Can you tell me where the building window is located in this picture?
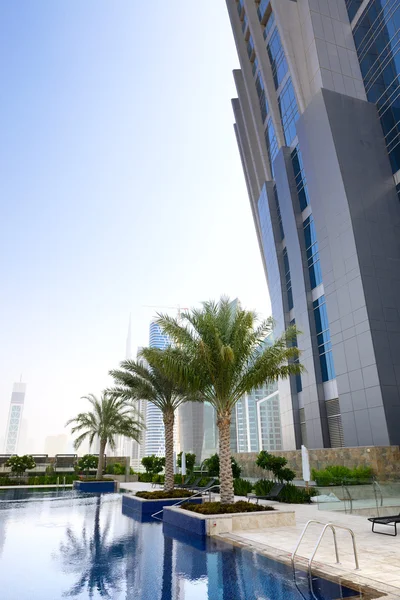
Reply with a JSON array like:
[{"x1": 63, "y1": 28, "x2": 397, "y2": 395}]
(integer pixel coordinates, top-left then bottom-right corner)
[
  {"x1": 274, "y1": 184, "x2": 284, "y2": 240},
  {"x1": 291, "y1": 146, "x2": 310, "y2": 211},
  {"x1": 263, "y1": 11, "x2": 275, "y2": 41},
  {"x1": 345, "y1": 0, "x2": 364, "y2": 22},
  {"x1": 283, "y1": 247, "x2": 293, "y2": 311},
  {"x1": 290, "y1": 318, "x2": 302, "y2": 393},
  {"x1": 267, "y1": 27, "x2": 288, "y2": 90},
  {"x1": 303, "y1": 215, "x2": 322, "y2": 289},
  {"x1": 299, "y1": 407, "x2": 307, "y2": 447},
  {"x1": 278, "y1": 78, "x2": 299, "y2": 146},
  {"x1": 265, "y1": 118, "x2": 278, "y2": 174},
  {"x1": 326, "y1": 398, "x2": 344, "y2": 448},
  {"x1": 352, "y1": 1, "x2": 400, "y2": 173},
  {"x1": 313, "y1": 296, "x2": 336, "y2": 382},
  {"x1": 255, "y1": 72, "x2": 269, "y2": 123}
]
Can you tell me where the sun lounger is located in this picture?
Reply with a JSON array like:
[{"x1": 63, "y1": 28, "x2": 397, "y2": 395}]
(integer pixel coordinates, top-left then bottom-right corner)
[
  {"x1": 248, "y1": 482, "x2": 284, "y2": 503},
  {"x1": 368, "y1": 513, "x2": 400, "y2": 536}
]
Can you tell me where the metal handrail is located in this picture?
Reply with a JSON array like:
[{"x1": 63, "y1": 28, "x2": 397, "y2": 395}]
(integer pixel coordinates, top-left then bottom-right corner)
[
  {"x1": 342, "y1": 484, "x2": 353, "y2": 514},
  {"x1": 292, "y1": 520, "x2": 359, "y2": 599},
  {"x1": 308, "y1": 523, "x2": 359, "y2": 577},
  {"x1": 372, "y1": 480, "x2": 384, "y2": 509},
  {"x1": 150, "y1": 484, "x2": 220, "y2": 520},
  {"x1": 291, "y1": 520, "x2": 338, "y2": 569}
]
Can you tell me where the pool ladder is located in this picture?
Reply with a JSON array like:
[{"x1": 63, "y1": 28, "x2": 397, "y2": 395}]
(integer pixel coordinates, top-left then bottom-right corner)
[
  {"x1": 291, "y1": 520, "x2": 360, "y2": 600},
  {"x1": 150, "y1": 484, "x2": 221, "y2": 521}
]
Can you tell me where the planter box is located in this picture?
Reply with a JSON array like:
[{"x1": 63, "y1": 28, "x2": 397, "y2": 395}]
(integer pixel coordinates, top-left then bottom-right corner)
[
  {"x1": 163, "y1": 506, "x2": 295, "y2": 538},
  {"x1": 73, "y1": 480, "x2": 118, "y2": 493},
  {"x1": 122, "y1": 494, "x2": 203, "y2": 517}
]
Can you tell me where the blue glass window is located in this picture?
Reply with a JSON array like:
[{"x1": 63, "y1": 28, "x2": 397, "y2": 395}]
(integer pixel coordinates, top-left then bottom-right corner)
[
  {"x1": 283, "y1": 247, "x2": 293, "y2": 311},
  {"x1": 352, "y1": 0, "x2": 400, "y2": 173},
  {"x1": 258, "y1": 0, "x2": 271, "y2": 23},
  {"x1": 303, "y1": 215, "x2": 322, "y2": 289},
  {"x1": 263, "y1": 12, "x2": 275, "y2": 40},
  {"x1": 255, "y1": 72, "x2": 269, "y2": 123},
  {"x1": 345, "y1": 0, "x2": 364, "y2": 22},
  {"x1": 290, "y1": 318, "x2": 302, "y2": 393},
  {"x1": 247, "y1": 36, "x2": 255, "y2": 61},
  {"x1": 313, "y1": 296, "x2": 336, "y2": 382},
  {"x1": 274, "y1": 184, "x2": 284, "y2": 240},
  {"x1": 265, "y1": 119, "x2": 278, "y2": 175},
  {"x1": 267, "y1": 27, "x2": 288, "y2": 89},
  {"x1": 291, "y1": 146, "x2": 310, "y2": 211},
  {"x1": 278, "y1": 78, "x2": 299, "y2": 146}
]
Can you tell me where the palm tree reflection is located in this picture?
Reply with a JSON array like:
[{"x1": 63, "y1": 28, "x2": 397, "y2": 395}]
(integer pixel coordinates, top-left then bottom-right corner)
[{"x1": 57, "y1": 496, "x2": 136, "y2": 598}]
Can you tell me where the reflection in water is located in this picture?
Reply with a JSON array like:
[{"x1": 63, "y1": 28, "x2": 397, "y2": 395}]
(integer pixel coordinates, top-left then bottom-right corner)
[
  {"x1": 0, "y1": 491, "x2": 360, "y2": 600},
  {"x1": 57, "y1": 496, "x2": 136, "y2": 598}
]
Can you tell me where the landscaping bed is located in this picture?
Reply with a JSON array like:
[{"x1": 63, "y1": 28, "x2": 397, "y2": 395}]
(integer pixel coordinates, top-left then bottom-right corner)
[
  {"x1": 181, "y1": 500, "x2": 274, "y2": 515},
  {"x1": 135, "y1": 489, "x2": 194, "y2": 500}
]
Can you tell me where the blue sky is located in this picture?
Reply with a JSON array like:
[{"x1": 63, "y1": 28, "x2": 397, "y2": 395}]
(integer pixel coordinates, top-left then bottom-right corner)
[{"x1": 0, "y1": 1, "x2": 270, "y2": 450}]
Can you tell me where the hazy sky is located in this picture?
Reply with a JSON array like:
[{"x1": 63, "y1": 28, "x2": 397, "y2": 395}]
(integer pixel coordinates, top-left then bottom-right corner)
[{"x1": 0, "y1": 1, "x2": 270, "y2": 451}]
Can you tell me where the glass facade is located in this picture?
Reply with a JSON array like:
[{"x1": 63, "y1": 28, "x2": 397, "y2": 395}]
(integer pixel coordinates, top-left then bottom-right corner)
[
  {"x1": 290, "y1": 318, "x2": 302, "y2": 393},
  {"x1": 313, "y1": 295, "x2": 336, "y2": 382},
  {"x1": 263, "y1": 12, "x2": 275, "y2": 40},
  {"x1": 255, "y1": 71, "x2": 269, "y2": 123},
  {"x1": 291, "y1": 146, "x2": 310, "y2": 211},
  {"x1": 265, "y1": 118, "x2": 278, "y2": 172},
  {"x1": 345, "y1": 0, "x2": 364, "y2": 21},
  {"x1": 258, "y1": 392, "x2": 282, "y2": 451},
  {"x1": 351, "y1": 0, "x2": 400, "y2": 173},
  {"x1": 303, "y1": 215, "x2": 323, "y2": 289},
  {"x1": 274, "y1": 184, "x2": 284, "y2": 240},
  {"x1": 267, "y1": 26, "x2": 288, "y2": 89},
  {"x1": 283, "y1": 247, "x2": 293, "y2": 311},
  {"x1": 278, "y1": 78, "x2": 299, "y2": 146}
]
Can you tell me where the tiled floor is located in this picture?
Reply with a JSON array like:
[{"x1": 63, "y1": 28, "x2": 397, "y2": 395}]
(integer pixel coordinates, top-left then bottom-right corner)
[{"x1": 222, "y1": 501, "x2": 400, "y2": 599}]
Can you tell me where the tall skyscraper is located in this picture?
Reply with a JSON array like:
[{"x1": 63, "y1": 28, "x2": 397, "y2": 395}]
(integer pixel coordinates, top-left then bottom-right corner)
[
  {"x1": 226, "y1": 0, "x2": 400, "y2": 450},
  {"x1": 4, "y1": 382, "x2": 26, "y2": 453},
  {"x1": 144, "y1": 322, "x2": 171, "y2": 456}
]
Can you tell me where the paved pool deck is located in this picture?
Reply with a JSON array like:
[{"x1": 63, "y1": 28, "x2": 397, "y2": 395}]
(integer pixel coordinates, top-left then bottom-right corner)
[{"x1": 222, "y1": 500, "x2": 400, "y2": 599}]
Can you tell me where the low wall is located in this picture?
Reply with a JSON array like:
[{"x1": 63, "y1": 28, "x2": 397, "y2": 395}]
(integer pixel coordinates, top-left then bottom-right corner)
[
  {"x1": 122, "y1": 494, "x2": 202, "y2": 516},
  {"x1": 163, "y1": 506, "x2": 295, "y2": 537},
  {"x1": 234, "y1": 446, "x2": 400, "y2": 481}
]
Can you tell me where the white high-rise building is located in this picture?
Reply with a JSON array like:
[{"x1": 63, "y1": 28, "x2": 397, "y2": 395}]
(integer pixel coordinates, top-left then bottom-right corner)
[
  {"x1": 144, "y1": 322, "x2": 170, "y2": 457},
  {"x1": 4, "y1": 382, "x2": 26, "y2": 454}
]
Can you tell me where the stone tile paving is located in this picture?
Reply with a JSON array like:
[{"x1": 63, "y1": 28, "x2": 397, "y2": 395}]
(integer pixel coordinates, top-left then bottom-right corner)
[{"x1": 222, "y1": 501, "x2": 400, "y2": 599}]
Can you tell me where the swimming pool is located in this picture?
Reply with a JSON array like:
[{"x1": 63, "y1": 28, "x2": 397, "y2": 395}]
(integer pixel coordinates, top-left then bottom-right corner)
[{"x1": 0, "y1": 489, "x2": 362, "y2": 599}]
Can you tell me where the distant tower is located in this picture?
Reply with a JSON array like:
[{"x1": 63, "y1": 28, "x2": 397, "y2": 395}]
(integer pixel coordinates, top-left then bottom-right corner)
[
  {"x1": 145, "y1": 322, "x2": 170, "y2": 456},
  {"x1": 4, "y1": 382, "x2": 26, "y2": 454}
]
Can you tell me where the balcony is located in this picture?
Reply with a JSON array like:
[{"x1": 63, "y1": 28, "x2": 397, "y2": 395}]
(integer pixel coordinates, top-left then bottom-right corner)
[
  {"x1": 242, "y1": 14, "x2": 250, "y2": 40},
  {"x1": 257, "y1": 0, "x2": 271, "y2": 25},
  {"x1": 247, "y1": 37, "x2": 255, "y2": 62}
]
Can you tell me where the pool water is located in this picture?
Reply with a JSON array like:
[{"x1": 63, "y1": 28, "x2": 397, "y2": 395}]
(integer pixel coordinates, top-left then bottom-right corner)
[{"x1": 0, "y1": 489, "x2": 361, "y2": 600}]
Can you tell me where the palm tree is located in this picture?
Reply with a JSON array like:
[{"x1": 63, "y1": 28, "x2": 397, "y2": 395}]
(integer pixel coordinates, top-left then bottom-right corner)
[
  {"x1": 150, "y1": 297, "x2": 303, "y2": 504},
  {"x1": 109, "y1": 349, "x2": 195, "y2": 493},
  {"x1": 66, "y1": 392, "x2": 143, "y2": 480}
]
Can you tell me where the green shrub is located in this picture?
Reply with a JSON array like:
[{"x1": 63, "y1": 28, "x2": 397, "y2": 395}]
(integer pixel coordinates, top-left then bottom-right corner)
[
  {"x1": 76, "y1": 455, "x2": 98, "y2": 474},
  {"x1": 233, "y1": 478, "x2": 254, "y2": 496},
  {"x1": 205, "y1": 454, "x2": 241, "y2": 479},
  {"x1": 6, "y1": 455, "x2": 36, "y2": 476},
  {"x1": 312, "y1": 465, "x2": 374, "y2": 486},
  {"x1": 177, "y1": 452, "x2": 196, "y2": 473},
  {"x1": 138, "y1": 473, "x2": 153, "y2": 483},
  {"x1": 136, "y1": 489, "x2": 193, "y2": 500},
  {"x1": 152, "y1": 474, "x2": 165, "y2": 484},
  {"x1": 254, "y1": 479, "x2": 315, "y2": 504},
  {"x1": 181, "y1": 500, "x2": 274, "y2": 515},
  {"x1": 254, "y1": 479, "x2": 275, "y2": 496},
  {"x1": 141, "y1": 455, "x2": 165, "y2": 475},
  {"x1": 256, "y1": 451, "x2": 296, "y2": 482}
]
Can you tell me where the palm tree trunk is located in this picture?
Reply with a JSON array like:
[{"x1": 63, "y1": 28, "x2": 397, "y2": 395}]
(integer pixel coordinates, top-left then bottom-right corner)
[
  {"x1": 217, "y1": 410, "x2": 234, "y2": 504},
  {"x1": 163, "y1": 410, "x2": 175, "y2": 493},
  {"x1": 96, "y1": 438, "x2": 106, "y2": 480}
]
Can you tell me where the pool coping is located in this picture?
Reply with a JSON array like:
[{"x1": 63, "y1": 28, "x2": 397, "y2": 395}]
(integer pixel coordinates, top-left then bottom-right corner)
[{"x1": 220, "y1": 531, "x2": 400, "y2": 600}]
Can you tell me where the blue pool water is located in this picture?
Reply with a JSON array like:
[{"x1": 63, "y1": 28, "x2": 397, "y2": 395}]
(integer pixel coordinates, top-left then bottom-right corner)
[{"x1": 0, "y1": 489, "x2": 361, "y2": 600}]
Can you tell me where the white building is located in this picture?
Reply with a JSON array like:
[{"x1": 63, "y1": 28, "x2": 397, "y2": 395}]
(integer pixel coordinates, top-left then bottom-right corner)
[{"x1": 4, "y1": 382, "x2": 26, "y2": 454}]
